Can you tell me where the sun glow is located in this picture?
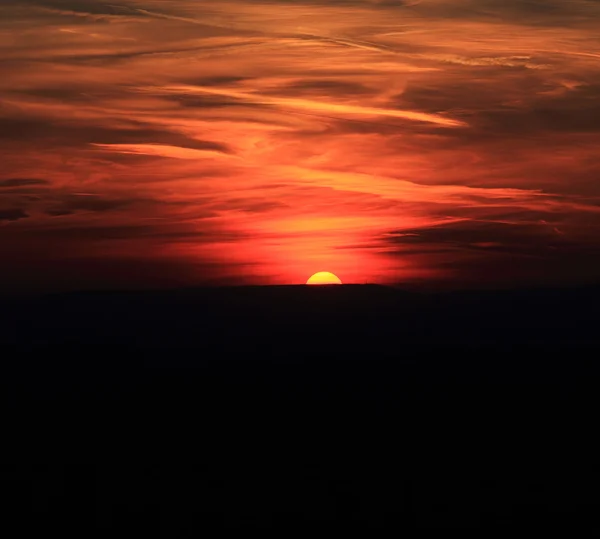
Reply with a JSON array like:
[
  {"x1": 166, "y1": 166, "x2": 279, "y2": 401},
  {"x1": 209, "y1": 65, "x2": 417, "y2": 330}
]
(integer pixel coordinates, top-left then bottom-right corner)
[{"x1": 306, "y1": 272, "x2": 343, "y2": 285}]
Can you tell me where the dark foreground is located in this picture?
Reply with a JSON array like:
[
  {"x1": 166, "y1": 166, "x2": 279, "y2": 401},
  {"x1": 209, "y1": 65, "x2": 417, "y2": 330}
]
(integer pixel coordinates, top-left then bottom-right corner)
[{"x1": 2, "y1": 285, "x2": 600, "y2": 532}]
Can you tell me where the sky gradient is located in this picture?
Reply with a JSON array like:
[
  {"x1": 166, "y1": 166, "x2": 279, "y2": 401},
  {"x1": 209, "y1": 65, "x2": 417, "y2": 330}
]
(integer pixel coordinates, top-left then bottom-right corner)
[{"x1": 2, "y1": 0, "x2": 600, "y2": 292}]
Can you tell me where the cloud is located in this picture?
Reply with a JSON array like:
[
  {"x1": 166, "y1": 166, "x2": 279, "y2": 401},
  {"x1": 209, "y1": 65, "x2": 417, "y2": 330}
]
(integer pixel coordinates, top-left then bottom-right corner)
[
  {"x1": 0, "y1": 178, "x2": 48, "y2": 188},
  {"x1": 43, "y1": 194, "x2": 153, "y2": 216},
  {"x1": 20, "y1": 0, "x2": 147, "y2": 22},
  {"x1": 90, "y1": 143, "x2": 235, "y2": 160},
  {"x1": 386, "y1": 219, "x2": 561, "y2": 252},
  {"x1": 156, "y1": 84, "x2": 468, "y2": 127},
  {"x1": 0, "y1": 116, "x2": 232, "y2": 152},
  {"x1": 0, "y1": 209, "x2": 29, "y2": 222}
]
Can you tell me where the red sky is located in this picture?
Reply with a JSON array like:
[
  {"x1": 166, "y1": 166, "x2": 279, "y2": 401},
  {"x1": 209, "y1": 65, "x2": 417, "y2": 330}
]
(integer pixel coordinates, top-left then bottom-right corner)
[{"x1": 2, "y1": 0, "x2": 600, "y2": 292}]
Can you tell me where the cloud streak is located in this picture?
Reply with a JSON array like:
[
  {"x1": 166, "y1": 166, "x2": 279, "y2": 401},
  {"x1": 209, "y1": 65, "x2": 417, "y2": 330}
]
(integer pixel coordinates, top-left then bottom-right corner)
[{"x1": 156, "y1": 84, "x2": 467, "y2": 127}]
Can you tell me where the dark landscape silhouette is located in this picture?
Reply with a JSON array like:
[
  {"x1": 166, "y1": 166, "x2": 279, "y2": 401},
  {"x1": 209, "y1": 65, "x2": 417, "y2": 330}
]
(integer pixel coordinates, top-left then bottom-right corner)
[{"x1": 3, "y1": 284, "x2": 600, "y2": 532}]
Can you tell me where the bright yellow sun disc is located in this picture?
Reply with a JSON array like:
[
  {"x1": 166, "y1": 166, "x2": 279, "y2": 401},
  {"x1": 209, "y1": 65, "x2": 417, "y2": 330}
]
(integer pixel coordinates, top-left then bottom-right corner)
[{"x1": 306, "y1": 272, "x2": 343, "y2": 285}]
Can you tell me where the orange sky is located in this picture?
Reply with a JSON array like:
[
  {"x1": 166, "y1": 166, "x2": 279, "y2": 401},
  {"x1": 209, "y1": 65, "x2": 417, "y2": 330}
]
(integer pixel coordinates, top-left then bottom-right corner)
[{"x1": 2, "y1": 0, "x2": 600, "y2": 292}]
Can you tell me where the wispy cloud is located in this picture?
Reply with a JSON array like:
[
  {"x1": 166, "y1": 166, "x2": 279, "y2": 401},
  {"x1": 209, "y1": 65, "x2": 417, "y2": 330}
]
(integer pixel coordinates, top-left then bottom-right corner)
[
  {"x1": 90, "y1": 143, "x2": 236, "y2": 160},
  {"x1": 155, "y1": 84, "x2": 467, "y2": 127}
]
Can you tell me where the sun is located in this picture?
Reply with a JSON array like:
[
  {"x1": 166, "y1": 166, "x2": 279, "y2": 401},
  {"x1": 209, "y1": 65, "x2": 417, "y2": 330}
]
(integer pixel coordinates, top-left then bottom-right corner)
[{"x1": 306, "y1": 271, "x2": 343, "y2": 285}]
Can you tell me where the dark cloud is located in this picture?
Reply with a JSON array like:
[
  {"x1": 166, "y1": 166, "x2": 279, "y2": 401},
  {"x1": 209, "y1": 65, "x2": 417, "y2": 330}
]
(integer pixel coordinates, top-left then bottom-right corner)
[
  {"x1": 396, "y1": 72, "x2": 600, "y2": 138},
  {"x1": 15, "y1": 222, "x2": 246, "y2": 243},
  {"x1": 166, "y1": 93, "x2": 261, "y2": 111},
  {"x1": 16, "y1": 87, "x2": 104, "y2": 102},
  {"x1": 275, "y1": 79, "x2": 374, "y2": 97},
  {"x1": 412, "y1": 0, "x2": 600, "y2": 26},
  {"x1": 185, "y1": 76, "x2": 251, "y2": 87},
  {"x1": 479, "y1": 100, "x2": 600, "y2": 136},
  {"x1": 93, "y1": 129, "x2": 232, "y2": 154},
  {"x1": 34, "y1": 223, "x2": 199, "y2": 241},
  {"x1": 0, "y1": 116, "x2": 232, "y2": 154},
  {"x1": 384, "y1": 216, "x2": 600, "y2": 261},
  {"x1": 210, "y1": 198, "x2": 289, "y2": 214},
  {"x1": 48, "y1": 195, "x2": 143, "y2": 215},
  {"x1": 19, "y1": 0, "x2": 143, "y2": 18},
  {"x1": 0, "y1": 209, "x2": 29, "y2": 222},
  {"x1": 378, "y1": 215, "x2": 600, "y2": 287},
  {"x1": 0, "y1": 178, "x2": 48, "y2": 188},
  {"x1": 46, "y1": 209, "x2": 74, "y2": 217},
  {"x1": 387, "y1": 220, "x2": 556, "y2": 250}
]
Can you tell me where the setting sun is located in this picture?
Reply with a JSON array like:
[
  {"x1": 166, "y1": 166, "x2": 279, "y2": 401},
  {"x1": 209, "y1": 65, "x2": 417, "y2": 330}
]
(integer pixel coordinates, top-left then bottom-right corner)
[{"x1": 306, "y1": 272, "x2": 343, "y2": 285}]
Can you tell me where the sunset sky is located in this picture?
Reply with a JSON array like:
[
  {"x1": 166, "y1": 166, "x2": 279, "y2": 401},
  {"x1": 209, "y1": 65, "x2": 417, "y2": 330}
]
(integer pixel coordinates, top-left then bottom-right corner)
[{"x1": 2, "y1": 0, "x2": 600, "y2": 292}]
